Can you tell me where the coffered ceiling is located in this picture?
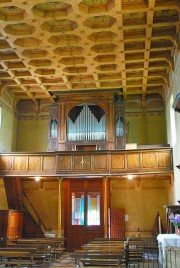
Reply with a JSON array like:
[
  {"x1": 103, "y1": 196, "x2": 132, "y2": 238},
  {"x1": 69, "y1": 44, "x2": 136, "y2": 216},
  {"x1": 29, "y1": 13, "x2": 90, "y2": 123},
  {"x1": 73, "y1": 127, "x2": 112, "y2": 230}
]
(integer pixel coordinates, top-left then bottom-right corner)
[{"x1": 0, "y1": 0, "x2": 179, "y2": 109}]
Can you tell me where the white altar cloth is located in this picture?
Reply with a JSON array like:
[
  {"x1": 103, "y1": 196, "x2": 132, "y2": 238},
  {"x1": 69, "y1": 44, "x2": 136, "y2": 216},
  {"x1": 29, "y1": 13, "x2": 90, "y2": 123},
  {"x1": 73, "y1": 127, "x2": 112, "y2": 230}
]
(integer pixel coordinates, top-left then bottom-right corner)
[
  {"x1": 157, "y1": 234, "x2": 180, "y2": 267},
  {"x1": 157, "y1": 234, "x2": 180, "y2": 248}
]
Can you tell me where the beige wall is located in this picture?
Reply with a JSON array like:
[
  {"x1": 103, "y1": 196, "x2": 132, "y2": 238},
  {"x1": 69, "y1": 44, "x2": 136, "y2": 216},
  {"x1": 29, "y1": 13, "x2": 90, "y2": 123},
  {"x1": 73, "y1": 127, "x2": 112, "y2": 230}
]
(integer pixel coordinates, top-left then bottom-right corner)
[
  {"x1": 126, "y1": 113, "x2": 167, "y2": 145},
  {"x1": 22, "y1": 177, "x2": 170, "y2": 238},
  {"x1": 0, "y1": 97, "x2": 17, "y2": 153},
  {"x1": 16, "y1": 112, "x2": 167, "y2": 152},
  {"x1": 17, "y1": 119, "x2": 49, "y2": 152},
  {"x1": 23, "y1": 180, "x2": 60, "y2": 234},
  {"x1": 110, "y1": 177, "x2": 170, "y2": 237}
]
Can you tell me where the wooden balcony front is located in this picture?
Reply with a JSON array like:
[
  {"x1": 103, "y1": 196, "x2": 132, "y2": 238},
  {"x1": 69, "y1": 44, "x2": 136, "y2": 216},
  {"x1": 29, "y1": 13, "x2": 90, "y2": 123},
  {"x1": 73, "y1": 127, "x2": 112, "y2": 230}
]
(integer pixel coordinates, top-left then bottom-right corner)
[{"x1": 0, "y1": 148, "x2": 173, "y2": 178}]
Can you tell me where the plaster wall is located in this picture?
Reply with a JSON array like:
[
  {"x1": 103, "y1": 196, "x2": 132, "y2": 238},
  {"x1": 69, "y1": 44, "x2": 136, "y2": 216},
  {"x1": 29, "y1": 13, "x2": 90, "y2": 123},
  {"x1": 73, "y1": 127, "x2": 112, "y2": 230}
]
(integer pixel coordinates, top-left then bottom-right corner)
[
  {"x1": 23, "y1": 180, "x2": 60, "y2": 235},
  {"x1": 17, "y1": 119, "x2": 49, "y2": 152},
  {"x1": 126, "y1": 113, "x2": 167, "y2": 145},
  {"x1": 0, "y1": 97, "x2": 17, "y2": 153},
  {"x1": 166, "y1": 52, "x2": 180, "y2": 203},
  {"x1": 110, "y1": 178, "x2": 170, "y2": 237}
]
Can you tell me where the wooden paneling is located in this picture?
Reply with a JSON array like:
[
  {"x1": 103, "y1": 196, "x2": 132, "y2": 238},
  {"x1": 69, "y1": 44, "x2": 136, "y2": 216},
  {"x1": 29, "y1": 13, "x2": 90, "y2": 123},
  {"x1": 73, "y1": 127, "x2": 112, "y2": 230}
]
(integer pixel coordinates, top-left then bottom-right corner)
[
  {"x1": 93, "y1": 154, "x2": 108, "y2": 170},
  {"x1": 0, "y1": 210, "x2": 23, "y2": 241},
  {"x1": 28, "y1": 156, "x2": 41, "y2": 170},
  {"x1": 4, "y1": 178, "x2": 23, "y2": 210},
  {"x1": 0, "y1": 156, "x2": 12, "y2": 170},
  {"x1": 157, "y1": 152, "x2": 172, "y2": 168},
  {"x1": 71, "y1": 227, "x2": 85, "y2": 251},
  {"x1": 111, "y1": 154, "x2": 125, "y2": 169},
  {"x1": 110, "y1": 208, "x2": 125, "y2": 238},
  {"x1": 142, "y1": 152, "x2": 156, "y2": 168},
  {"x1": 8, "y1": 211, "x2": 23, "y2": 239},
  {"x1": 65, "y1": 178, "x2": 104, "y2": 251},
  {"x1": 14, "y1": 156, "x2": 27, "y2": 170},
  {"x1": 57, "y1": 155, "x2": 72, "y2": 171},
  {"x1": 74, "y1": 155, "x2": 91, "y2": 170},
  {"x1": 127, "y1": 153, "x2": 140, "y2": 169},
  {"x1": 0, "y1": 0, "x2": 178, "y2": 109},
  {"x1": 0, "y1": 148, "x2": 173, "y2": 177},
  {"x1": 43, "y1": 156, "x2": 55, "y2": 171}
]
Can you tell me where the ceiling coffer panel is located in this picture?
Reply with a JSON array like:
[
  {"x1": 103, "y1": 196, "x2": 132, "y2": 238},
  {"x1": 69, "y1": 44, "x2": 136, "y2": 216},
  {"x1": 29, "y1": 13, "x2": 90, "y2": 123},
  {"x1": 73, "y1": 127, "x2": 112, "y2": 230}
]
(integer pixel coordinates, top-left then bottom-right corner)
[{"x1": 0, "y1": 0, "x2": 178, "y2": 107}]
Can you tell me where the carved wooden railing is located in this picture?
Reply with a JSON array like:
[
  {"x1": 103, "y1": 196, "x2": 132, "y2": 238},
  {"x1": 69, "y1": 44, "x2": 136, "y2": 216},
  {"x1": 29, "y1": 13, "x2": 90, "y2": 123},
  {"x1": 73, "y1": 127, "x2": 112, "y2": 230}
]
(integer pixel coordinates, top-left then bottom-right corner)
[{"x1": 0, "y1": 148, "x2": 173, "y2": 177}]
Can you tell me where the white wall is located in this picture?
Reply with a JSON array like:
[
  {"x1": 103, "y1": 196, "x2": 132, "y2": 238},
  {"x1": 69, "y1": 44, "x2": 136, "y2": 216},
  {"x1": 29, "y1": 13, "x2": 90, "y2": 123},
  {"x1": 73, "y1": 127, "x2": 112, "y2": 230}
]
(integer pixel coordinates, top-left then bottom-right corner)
[{"x1": 166, "y1": 52, "x2": 180, "y2": 203}]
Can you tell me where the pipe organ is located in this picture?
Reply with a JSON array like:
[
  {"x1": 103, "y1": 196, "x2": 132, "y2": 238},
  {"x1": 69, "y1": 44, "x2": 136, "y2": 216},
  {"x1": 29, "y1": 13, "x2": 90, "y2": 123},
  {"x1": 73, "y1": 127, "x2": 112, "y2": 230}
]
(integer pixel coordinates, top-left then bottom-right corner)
[
  {"x1": 115, "y1": 98, "x2": 125, "y2": 149},
  {"x1": 48, "y1": 103, "x2": 59, "y2": 151},
  {"x1": 67, "y1": 105, "x2": 106, "y2": 141},
  {"x1": 48, "y1": 92, "x2": 125, "y2": 151}
]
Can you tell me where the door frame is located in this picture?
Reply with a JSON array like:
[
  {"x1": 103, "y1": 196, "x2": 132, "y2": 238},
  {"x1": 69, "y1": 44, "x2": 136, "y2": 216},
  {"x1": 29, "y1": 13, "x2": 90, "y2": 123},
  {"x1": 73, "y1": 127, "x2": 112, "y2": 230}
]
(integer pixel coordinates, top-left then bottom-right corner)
[{"x1": 64, "y1": 177, "x2": 106, "y2": 251}]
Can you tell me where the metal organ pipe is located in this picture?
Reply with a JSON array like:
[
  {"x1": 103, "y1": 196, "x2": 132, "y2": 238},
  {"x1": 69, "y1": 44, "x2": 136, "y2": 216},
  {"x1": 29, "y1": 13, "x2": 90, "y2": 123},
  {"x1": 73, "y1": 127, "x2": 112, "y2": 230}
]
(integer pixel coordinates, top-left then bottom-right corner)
[{"x1": 67, "y1": 105, "x2": 106, "y2": 141}]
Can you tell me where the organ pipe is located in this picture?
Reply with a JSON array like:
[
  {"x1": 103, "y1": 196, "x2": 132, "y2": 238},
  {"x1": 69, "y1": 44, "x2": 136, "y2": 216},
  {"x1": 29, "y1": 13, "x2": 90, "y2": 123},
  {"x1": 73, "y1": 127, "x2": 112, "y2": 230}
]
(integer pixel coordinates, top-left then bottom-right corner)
[{"x1": 67, "y1": 105, "x2": 106, "y2": 141}]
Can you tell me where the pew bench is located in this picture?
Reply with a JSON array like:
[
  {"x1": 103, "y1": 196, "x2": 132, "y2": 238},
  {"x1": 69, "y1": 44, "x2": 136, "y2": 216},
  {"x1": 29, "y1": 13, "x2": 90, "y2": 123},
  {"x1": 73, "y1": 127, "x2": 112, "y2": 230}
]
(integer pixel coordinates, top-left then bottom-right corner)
[
  {"x1": 71, "y1": 238, "x2": 145, "y2": 267},
  {"x1": 69, "y1": 252, "x2": 122, "y2": 267},
  {"x1": 0, "y1": 250, "x2": 35, "y2": 267},
  {"x1": 12, "y1": 237, "x2": 65, "y2": 262},
  {"x1": 7, "y1": 244, "x2": 52, "y2": 266},
  {"x1": 11, "y1": 239, "x2": 65, "y2": 262},
  {"x1": 82, "y1": 242, "x2": 125, "y2": 249}
]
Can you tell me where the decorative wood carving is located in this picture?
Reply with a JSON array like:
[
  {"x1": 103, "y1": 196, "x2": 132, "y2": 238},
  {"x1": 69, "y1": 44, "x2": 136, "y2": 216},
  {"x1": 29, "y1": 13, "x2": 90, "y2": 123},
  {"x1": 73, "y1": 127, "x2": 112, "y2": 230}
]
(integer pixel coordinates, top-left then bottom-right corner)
[
  {"x1": 114, "y1": 97, "x2": 126, "y2": 149},
  {"x1": 48, "y1": 103, "x2": 59, "y2": 151}
]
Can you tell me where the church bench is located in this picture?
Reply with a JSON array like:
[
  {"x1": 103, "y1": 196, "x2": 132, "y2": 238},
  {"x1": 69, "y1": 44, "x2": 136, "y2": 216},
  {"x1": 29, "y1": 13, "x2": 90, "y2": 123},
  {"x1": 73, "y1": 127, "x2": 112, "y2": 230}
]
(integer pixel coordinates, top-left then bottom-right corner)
[
  {"x1": 12, "y1": 237, "x2": 65, "y2": 247},
  {"x1": 7, "y1": 243, "x2": 53, "y2": 265},
  {"x1": 11, "y1": 239, "x2": 65, "y2": 262},
  {"x1": 75, "y1": 249, "x2": 124, "y2": 254},
  {"x1": 0, "y1": 250, "x2": 38, "y2": 267},
  {"x1": 72, "y1": 238, "x2": 144, "y2": 267},
  {"x1": 69, "y1": 252, "x2": 122, "y2": 267}
]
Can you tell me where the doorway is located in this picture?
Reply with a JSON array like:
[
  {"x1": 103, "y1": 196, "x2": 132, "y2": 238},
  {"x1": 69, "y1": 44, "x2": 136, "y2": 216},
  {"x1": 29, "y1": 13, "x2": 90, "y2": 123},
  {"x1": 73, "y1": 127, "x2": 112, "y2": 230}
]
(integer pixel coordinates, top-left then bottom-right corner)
[{"x1": 64, "y1": 178, "x2": 104, "y2": 251}]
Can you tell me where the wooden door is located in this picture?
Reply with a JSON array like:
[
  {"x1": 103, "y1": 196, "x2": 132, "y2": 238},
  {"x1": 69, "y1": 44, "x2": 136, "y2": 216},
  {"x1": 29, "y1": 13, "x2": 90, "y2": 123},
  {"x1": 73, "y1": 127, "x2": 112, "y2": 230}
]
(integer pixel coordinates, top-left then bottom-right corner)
[
  {"x1": 64, "y1": 178, "x2": 104, "y2": 251},
  {"x1": 110, "y1": 208, "x2": 125, "y2": 238},
  {"x1": 8, "y1": 211, "x2": 23, "y2": 239}
]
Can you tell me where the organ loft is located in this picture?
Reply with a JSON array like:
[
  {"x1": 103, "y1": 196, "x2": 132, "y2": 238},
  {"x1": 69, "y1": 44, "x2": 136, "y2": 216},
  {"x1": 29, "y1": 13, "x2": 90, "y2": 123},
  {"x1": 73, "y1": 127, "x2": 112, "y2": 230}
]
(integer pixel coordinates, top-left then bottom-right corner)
[{"x1": 48, "y1": 92, "x2": 126, "y2": 152}]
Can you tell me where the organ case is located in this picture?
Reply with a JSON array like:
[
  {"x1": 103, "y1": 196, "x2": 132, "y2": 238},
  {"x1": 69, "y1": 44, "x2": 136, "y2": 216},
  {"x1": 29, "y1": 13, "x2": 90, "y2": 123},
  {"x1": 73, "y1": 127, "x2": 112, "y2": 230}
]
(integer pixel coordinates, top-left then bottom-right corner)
[{"x1": 51, "y1": 92, "x2": 126, "y2": 151}]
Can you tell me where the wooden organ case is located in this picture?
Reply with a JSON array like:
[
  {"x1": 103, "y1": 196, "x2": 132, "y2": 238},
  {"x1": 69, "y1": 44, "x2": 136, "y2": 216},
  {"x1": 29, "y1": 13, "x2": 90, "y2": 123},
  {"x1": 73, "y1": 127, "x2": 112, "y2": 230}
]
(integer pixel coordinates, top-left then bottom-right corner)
[
  {"x1": 114, "y1": 98, "x2": 126, "y2": 149},
  {"x1": 48, "y1": 92, "x2": 126, "y2": 151},
  {"x1": 48, "y1": 103, "x2": 59, "y2": 151}
]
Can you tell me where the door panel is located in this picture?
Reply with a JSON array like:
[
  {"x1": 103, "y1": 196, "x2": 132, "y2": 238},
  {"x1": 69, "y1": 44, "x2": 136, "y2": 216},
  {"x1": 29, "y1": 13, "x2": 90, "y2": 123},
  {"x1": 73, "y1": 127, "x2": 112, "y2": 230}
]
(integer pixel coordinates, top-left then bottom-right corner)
[
  {"x1": 64, "y1": 178, "x2": 104, "y2": 251},
  {"x1": 85, "y1": 226, "x2": 103, "y2": 243},
  {"x1": 110, "y1": 208, "x2": 125, "y2": 238},
  {"x1": 71, "y1": 226, "x2": 85, "y2": 250}
]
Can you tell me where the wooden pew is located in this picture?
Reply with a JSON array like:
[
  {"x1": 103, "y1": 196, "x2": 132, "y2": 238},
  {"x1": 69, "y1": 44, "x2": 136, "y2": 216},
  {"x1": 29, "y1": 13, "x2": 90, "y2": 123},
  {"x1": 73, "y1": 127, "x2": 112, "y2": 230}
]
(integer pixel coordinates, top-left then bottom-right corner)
[
  {"x1": 11, "y1": 238, "x2": 65, "y2": 262},
  {"x1": 73, "y1": 241, "x2": 124, "y2": 266},
  {"x1": 69, "y1": 252, "x2": 122, "y2": 267},
  {"x1": 0, "y1": 249, "x2": 36, "y2": 267},
  {"x1": 2, "y1": 246, "x2": 49, "y2": 267},
  {"x1": 71, "y1": 238, "x2": 144, "y2": 267}
]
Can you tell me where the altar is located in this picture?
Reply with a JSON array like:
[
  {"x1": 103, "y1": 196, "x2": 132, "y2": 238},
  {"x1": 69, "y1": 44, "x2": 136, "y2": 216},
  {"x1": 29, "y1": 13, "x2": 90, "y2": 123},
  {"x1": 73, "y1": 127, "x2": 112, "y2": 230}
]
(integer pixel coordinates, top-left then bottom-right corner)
[{"x1": 157, "y1": 234, "x2": 180, "y2": 267}]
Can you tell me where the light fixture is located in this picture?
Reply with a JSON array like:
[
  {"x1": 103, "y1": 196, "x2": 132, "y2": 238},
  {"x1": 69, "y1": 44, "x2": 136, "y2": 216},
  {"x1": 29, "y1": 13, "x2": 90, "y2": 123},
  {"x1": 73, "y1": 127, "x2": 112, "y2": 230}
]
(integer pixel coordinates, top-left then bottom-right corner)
[
  {"x1": 35, "y1": 176, "x2": 41, "y2": 181},
  {"x1": 127, "y1": 174, "x2": 133, "y2": 180}
]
